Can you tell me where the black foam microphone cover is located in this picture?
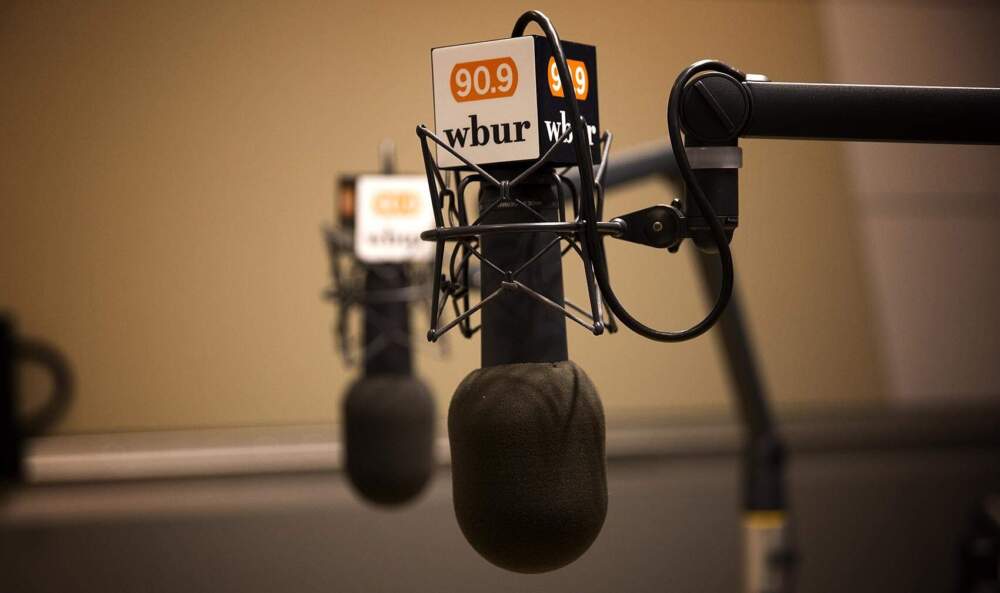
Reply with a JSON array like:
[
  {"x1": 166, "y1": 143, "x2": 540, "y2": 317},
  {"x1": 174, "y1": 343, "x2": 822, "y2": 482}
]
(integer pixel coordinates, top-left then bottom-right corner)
[
  {"x1": 343, "y1": 374, "x2": 436, "y2": 506},
  {"x1": 449, "y1": 360, "x2": 607, "y2": 573}
]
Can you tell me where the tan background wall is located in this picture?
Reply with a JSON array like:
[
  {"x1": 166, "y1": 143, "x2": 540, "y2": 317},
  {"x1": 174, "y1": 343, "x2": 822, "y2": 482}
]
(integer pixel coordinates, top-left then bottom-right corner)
[
  {"x1": 818, "y1": 0, "x2": 1000, "y2": 405},
  {"x1": 0, "y1": 0, "x2": 885, "y2": 433}
]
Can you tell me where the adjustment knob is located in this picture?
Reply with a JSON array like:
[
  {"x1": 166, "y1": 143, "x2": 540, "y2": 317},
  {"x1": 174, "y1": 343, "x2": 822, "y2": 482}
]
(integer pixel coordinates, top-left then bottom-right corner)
[{"x1": 680, "y1": 73, "x2": 749, "y2": 143}]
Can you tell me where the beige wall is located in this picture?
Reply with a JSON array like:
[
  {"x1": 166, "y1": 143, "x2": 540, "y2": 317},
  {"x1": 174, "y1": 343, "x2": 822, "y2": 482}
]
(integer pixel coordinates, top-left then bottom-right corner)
[
  {"x1": 0, "y1": 0, "x2": 885, "y2": 433},
  {"x1": 819, "y1": 0, "x2": 1000, "y2": 405}
]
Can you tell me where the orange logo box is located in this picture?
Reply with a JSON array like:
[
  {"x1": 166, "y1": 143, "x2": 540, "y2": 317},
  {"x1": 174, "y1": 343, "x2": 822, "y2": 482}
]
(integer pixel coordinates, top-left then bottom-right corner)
[
  {"x1": 373, "y1": 191, "x2": 421, "y2": 216},
  {"x1": 450, "y1": 57, "x2": 519, "y2": 103},
  {"x1": 547, "y1": 57, "x2": 589, "y2": 101}
]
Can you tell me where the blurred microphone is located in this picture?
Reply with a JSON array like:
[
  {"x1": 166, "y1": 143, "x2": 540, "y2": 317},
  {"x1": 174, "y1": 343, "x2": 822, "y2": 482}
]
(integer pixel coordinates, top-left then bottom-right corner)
[
  {"x1": 324, "y1": 143, "x2": 437, "y2": 507},
  {"x1": 342, "y1": 264, "x2": 435, "y2": 506},
  {"x1": 425, "y1": 32, "x2": 607, "y2": 572}
]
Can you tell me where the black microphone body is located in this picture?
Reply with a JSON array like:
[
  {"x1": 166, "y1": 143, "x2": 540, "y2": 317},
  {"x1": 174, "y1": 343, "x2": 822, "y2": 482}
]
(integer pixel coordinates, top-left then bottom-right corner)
[
  {"x1": 449, "y1": 173, "x2": 607, "y2": 573},
  {"x1": 343, "y1": 264, "x2": 435, "y2": 506},
  {"x1": 479, "y1": 175, "x2": 569, "y2": 366},
  {"x1": 362, "y1": 264, "x2": 414, "y2": 376}
]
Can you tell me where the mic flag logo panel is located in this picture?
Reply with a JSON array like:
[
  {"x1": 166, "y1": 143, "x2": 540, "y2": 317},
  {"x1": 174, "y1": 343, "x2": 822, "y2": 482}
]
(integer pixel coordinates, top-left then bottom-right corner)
[
  {"x1": 450, "y1": 57, "x2": 519, "y2": 103},
  {"x1": 546, "y1": 57, "x2": 589, "y2": 100},
  {"x1": 355, "y1": 175, "x2": 436, "y2": 264},
  {"x1": 432, "y1": 36, "x2": 600, "y2": 169}
]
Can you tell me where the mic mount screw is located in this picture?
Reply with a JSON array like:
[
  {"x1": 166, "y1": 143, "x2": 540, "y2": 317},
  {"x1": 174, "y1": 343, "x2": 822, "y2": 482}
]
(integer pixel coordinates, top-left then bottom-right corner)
[{"x1": 610, "y1": 204, "x2": 684, "y2": 250}]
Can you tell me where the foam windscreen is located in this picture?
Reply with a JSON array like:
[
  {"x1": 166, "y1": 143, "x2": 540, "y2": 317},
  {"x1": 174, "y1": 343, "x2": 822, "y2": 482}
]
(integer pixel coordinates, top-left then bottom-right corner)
[
  {"x1": 343, "y1": 375, "x2": 436, "y2": 506},
  {"x1": 449, "y1": 360, "x2": 607, "y2": 573}
]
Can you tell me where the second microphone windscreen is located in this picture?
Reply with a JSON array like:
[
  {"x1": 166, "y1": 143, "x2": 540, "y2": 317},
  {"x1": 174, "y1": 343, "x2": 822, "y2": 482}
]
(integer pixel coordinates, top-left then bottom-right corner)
[
  {"x1": 449, "y1": 360, "x2": 607, "y2": 573},
  {"x1": 343, "y1": 375, "x2": 436, "y2": 507}
]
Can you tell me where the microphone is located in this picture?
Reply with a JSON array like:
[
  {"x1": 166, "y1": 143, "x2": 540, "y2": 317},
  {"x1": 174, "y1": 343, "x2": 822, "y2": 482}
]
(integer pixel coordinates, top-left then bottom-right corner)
[
  {"x1": 449, "y1": 176, "x2": 608, "y2": 573},
  {"x1": 324, "y1": 148, "x2": 437, "y2": 507},
  {"x1": 342, "y1": 263, "x2": 435, "y2": 506},
  {"x1": 423, "y1": 27, "x2": 607, "y2": 572}
]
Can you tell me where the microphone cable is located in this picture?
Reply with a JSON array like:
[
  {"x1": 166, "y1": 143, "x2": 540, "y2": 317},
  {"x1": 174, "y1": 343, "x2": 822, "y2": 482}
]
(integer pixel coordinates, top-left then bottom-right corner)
[{"x1": 512, "y1": 11, "x2": 737, "y2": 342}]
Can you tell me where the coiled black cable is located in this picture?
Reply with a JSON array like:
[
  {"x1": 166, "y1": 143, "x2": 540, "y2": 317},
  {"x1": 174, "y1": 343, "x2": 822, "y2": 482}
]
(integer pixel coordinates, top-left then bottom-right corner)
[{"x1": 512, "y1": 11, "x2": 738, "y2": 342}]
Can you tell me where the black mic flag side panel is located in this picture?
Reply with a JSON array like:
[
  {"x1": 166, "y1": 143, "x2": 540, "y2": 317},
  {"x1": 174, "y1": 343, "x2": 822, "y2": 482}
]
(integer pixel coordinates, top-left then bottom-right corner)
[{"x1": 449, "y1": 360, "x2": 607, "y2": 573}]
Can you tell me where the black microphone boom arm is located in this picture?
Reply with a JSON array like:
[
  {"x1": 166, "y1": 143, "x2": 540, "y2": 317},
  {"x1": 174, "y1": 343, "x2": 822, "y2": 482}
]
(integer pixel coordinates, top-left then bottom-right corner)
[
  {"x1": 668, "y1": 62, "x2": 1000, "y2": 593},
  {"x1": 684, "y1": 74, "x2": 1000, "y2": 146},
  {"x1": 624, "y1": 71, "x2": 1000, "y2": 259},
  {"x1": 585, "y1": 68, "x2": 1000, "y2": 593}
]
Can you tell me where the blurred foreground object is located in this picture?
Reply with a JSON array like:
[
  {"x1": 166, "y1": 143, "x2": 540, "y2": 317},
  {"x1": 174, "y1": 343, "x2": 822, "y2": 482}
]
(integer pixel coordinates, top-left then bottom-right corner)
[{"x1": 2, "y1": 314, "x2": 74, "y2": 483}]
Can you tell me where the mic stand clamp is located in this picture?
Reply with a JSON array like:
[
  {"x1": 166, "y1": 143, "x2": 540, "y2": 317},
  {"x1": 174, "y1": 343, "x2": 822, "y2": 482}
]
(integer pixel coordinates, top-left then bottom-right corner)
[{"x1": 611, "y1": 198, "x2": 738, "y2": 254}]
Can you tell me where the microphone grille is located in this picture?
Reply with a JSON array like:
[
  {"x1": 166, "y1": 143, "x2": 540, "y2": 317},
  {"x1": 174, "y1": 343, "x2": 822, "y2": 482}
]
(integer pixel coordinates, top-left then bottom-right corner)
[
  {"x1": 449, "y1": 360, "x2": 607, "y2": 573},
  {"x1": 343, "y1": 375, "x2": 436, "y2": 506}
]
